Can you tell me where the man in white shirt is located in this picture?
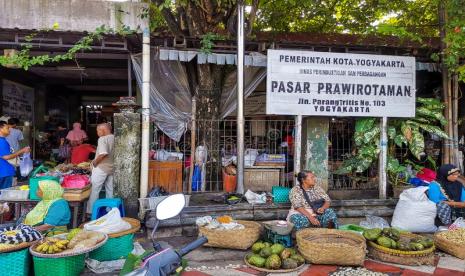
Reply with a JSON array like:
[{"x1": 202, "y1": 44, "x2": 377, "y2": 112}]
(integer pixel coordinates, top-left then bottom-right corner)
[{"x1": 86, "y1": 123, "x2": 115, "y2": 215}]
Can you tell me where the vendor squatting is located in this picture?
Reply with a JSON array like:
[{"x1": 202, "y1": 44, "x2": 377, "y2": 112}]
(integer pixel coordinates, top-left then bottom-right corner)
[{"x1": 270, "y1": 81, "x2": 413, "y2": 97}]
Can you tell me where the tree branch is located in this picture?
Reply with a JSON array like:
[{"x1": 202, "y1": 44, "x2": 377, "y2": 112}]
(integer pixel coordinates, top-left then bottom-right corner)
[
  {"x1": 246, "y1": 0, "x2": 259, "y2": 35},
  {"x1": 226, "y1": 4, "x2": 238, "y2": 36},
  {"x1": 151, "y1": 0, "x2": 184, "y2": 37}
]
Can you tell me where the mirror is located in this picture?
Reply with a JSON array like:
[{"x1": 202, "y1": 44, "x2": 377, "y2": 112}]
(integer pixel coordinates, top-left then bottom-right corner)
[{"x1": 156, "y1": 194, "x2": 186, "y2": 220}]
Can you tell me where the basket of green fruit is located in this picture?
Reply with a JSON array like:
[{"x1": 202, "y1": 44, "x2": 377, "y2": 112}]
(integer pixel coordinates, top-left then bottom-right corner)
[
  {"x1": 244, "y1": 241, "x2": 306, "y2": 273},
  {"x1": 363, "y1": 227, "x2": 435, "y2": 266}
]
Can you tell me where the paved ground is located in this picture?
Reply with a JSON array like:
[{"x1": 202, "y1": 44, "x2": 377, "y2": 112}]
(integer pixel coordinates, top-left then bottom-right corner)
[{"x1": 82, "y1": 233, "x2": 465, "y2": 275}]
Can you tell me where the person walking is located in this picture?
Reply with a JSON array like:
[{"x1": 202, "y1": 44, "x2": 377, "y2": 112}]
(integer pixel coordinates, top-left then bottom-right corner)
[
  {"x1": 0, "y1": 121, "x2": 30, "y2": 189},
  {"x1": 86, "y1": 123, "x2": 114, "y2": 215}
]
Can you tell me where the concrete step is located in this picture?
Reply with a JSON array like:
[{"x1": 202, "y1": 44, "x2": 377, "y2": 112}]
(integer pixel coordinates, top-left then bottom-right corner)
[{"x1": 144, "y1": 199, "x2": 397, "y2": 237}]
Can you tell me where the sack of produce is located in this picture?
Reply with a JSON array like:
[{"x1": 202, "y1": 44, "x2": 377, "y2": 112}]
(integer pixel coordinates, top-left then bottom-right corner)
[
  {"x1": 391, "y1": 186, "x2": 437, "y2": 233},
  {"x1": 84, "y1": 208, "x2": 131, "y2": 234}
]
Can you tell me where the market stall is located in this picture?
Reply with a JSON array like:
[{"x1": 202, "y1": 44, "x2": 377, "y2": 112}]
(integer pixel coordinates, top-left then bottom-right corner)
[{"x1": 0, "y1": 162, "x2": 92, "y2": 227}]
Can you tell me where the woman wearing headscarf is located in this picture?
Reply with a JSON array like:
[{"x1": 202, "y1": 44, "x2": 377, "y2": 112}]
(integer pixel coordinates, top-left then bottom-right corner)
[
  {"x1": 428, "y1": 164, "x2": 465, "y2": 225},
  {"x1": 66, "y1": 122, "x2": 88, "y2": 147},
  {"x1": 24, "y1": 180, "x2": 71, "y2": 234},
  {"x1": 287, "y1": 171, "x2": 338, "y2": 230}
]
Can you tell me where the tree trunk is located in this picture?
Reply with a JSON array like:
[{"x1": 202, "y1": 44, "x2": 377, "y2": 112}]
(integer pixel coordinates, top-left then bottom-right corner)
[
  {"x1": 439, "y1": 1, "x2": 452, "y2": 165},
  {"x1": 195, "y1": 64, "x2": 225, "y2": 191}
]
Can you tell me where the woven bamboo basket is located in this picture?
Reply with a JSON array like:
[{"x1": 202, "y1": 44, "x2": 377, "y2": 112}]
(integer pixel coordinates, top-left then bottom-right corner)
[
  {"x1": 367, "y1": 233, "x2": 435, "y2": 266},
  {"x1": 198, "y1": 220, "x2": 261, "y2": 250},
  {"x1": 0, "y1": 241, "x2": 36, "y2": 253},
  {"x1": 296, "y1": 228, "x2": 366, "y2": 266},
  {"x1": 434, "y1": 232, "x2": 465, "y2": 260}
]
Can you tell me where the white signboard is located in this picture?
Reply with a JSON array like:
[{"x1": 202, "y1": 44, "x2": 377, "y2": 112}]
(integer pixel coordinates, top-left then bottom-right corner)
[{"x1": 266, "y1": 49, "x2": 416, "y2": 117}]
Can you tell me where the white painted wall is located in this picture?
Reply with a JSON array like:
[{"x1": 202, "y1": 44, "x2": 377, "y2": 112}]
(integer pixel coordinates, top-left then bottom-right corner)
[{"x1": 0, "y1": 0, "x2": 148, "y2": 32}]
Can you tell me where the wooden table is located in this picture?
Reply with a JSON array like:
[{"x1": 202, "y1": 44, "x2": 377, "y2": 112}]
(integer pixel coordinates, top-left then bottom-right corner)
[{"x1": 0, "y1": 196, "x2": 89, "y2": 228}]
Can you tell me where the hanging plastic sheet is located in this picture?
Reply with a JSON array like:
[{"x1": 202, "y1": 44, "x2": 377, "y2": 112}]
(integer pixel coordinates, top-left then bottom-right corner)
[
  {"x1": 132, "y1": 49, "x2": 268, "y2": 141},
  {"x1": 131, "y1": 51, "x2": 192, "y2": 142},
  {"x1": 220, "y1": 53, "x2": 267, "y2": 119}
]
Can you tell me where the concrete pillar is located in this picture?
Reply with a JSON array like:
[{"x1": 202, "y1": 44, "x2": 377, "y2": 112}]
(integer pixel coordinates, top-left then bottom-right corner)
[
  {"x1": 113, "y1": 112, "x2": 141, "y2": 218},
  {"x1": 303, "y1": 117, "x2": 329, "y2": 191}
]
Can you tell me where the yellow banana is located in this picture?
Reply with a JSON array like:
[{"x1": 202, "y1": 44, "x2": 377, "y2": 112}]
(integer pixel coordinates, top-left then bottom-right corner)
[
  {"x1": 57, "y1": 240, "x2": 68, "y2": 246},
  {"x1": 55, "y1": 243, "x2": 65, "y2": 250},
  {"x1": 42, "y1": 244, "x2": 49, "y2": 253},
  {"x1": 48, "y1": 246, "x2": 54, "y2": 254},
  {"x1": 36, "y1": 243, "x2": 45, "y2": 252}
]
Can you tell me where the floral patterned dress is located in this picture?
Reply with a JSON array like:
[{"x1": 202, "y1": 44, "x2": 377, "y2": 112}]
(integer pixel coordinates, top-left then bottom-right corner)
[{"x1": 287, "y1": 185, "x2": 338, "y2": 230}]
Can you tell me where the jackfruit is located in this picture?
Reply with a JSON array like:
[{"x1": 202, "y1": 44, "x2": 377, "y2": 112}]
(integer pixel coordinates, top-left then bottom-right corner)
[
  {"x1": 363, "y1": 228, "x2": 382, "y2": 241},
  {"x1": 282, "y1": 258, "x2": 298, "y2": 269},
  {"x1": 270, "y1": 243, "x2": 285, "y2": 255},
  {"x1": 260, "y1": 247, "x2": 272, "y2": 258},
  {"x1": 280, "y1": 248, "x2": 292, "y2": 260},
  {"x1": 252, "y1": 242, "x2": 265, "y2": 253},
  {"x1": 249, "y1": 255, "x2": 266, "y2": 268},
  {"x1": 377, "y1": 236, "x2": 393, "y2": 248},
  {"x1": 290, "y1": 254, "x2": 305, "y2": 266},
  {"x1": 265, "y1": 254, "x2": 282, "y2": 270}
]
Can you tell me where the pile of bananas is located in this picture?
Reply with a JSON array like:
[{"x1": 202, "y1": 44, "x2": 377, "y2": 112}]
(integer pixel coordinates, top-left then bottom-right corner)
[{"x1": 35, "y1": 238, "x2": 69, "y2": 254}]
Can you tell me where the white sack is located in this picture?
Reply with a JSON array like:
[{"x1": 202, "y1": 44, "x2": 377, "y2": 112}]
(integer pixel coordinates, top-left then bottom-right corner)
[
  {"x1": 84, "y1": 208, "x2": 131, "y2": 234},
  {"x1": 391, "y1": 186, "x2": 437, "y2": 233}
]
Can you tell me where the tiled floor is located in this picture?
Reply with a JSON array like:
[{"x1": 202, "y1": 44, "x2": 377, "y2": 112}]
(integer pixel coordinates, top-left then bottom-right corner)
[{"x1": 183, "y1": 255, "x2": 465, "y2": 275}]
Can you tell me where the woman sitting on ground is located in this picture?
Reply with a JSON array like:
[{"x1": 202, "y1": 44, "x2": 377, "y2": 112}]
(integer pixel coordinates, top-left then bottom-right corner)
[
  {"x1": 287, "y1": 171, "x2": 338, "y2": 230},
  {"x1": 24, "y1": 180, "x2": 71, "y2": 235},
  {"x1": 428, "y1": 164, "x2": 465, "y2": 225}
]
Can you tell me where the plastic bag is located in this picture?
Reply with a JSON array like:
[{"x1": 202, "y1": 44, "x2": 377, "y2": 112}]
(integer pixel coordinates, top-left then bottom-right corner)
[
  {"x1": 449, "y1": 217, "x2": 465, "y2": 230},
  {"x1": 62, "y1": 174, "x2": 90, "y2": 189},
  {"x1": 359, "y1": 215, "x2": 390, "y2": 229},
  {"x1": 195, "y1": 216, "x2": 213, "y2": 227},
  {"x1": 391, "y1": 187, "x2": 437, "y2": 233},
  {"x1": 19, "y1": 153, "x2": 33, "y2": 177},
  {"x1": 84, "y1": 208, "x2": 131, "y2": 234},
  {"x1": 244, "y1": 189, "x2": 266, "y2": 204},
  {"x1": 192, "y1": 165, "x2": 202, "y2": 192},
  {"x1": 244, "y1": 149, "x2": 259, "y2": 167}
]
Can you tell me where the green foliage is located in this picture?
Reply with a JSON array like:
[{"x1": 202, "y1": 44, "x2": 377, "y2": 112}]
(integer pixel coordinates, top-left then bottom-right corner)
[
  {"x1": 335, "y1": 118, "x2": 381, "y2": 174},
  {"x1": 0, "y1": 25, "x2": 133, "y2": 70},
  {"x1": 443, "y1": 0, "x2": 465, "y2": 81},
  {"x1": 200, "y1": 32, "x2": 226, "y2": 54},
  {"x1": 336, "y1": 98, "x2": 447, "y2": 180}
]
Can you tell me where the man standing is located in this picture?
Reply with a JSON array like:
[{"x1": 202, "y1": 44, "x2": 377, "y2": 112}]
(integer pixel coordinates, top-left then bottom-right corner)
[
  {"x1": 87, "y1": 123, "x2": 114, "y2": 215},
  {"x1": 6, "y1": 118, "x2": 24, "y2": 167},
  {"x1": 0, "y1": 121, "x2": 30, "y2": 189}
]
